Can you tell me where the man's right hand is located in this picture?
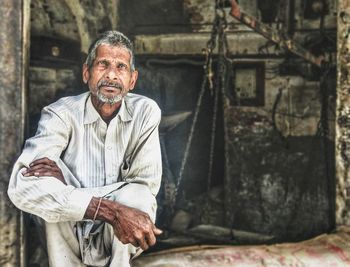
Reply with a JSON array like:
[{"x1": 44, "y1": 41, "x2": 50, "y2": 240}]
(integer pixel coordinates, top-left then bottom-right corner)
[
  {"x1": 84, "y1": 197, "x2": 162, "y2": 251},
  {"x1": 112, "y1": 202, "x2": 162, "y2": 250}
]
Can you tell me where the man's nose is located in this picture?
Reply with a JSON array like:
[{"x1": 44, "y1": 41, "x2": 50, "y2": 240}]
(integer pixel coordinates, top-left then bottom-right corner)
[{"x1": 105, "y1": 65, "x2": 118, "y2": 80}]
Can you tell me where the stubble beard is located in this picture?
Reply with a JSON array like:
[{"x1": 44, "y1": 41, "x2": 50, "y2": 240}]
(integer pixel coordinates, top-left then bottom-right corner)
[
  {"x1": 96, "y1": 90, "x2": 123, "y2": 105},
  {"x1": 93, "y1": 80, "x2": 126, "y2": 105}
]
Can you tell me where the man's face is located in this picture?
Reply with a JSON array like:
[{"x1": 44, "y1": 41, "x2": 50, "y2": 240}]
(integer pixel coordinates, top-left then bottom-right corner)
[{"x1": 82, "y1": 44, "x2": 138, "y2": 104}]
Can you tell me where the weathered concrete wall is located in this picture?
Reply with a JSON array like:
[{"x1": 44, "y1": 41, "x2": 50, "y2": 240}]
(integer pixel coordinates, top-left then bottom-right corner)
[
  {"x1": 30, "y1": 0, "x2": 80, "y2": 41},
  {"x1": 126, "y1": 0, "x2": 337, "y2": 242},
  {"x1": 28, "y1": 66, "x2": 83, "y2": 136},
  {"x1": 135, "y1": 56, "x2": 335, "y2": 241},
  {"x1": 120, "y1": 0, "x2": 336, "y2": 35},
  {"x1": 223, "y1": 101, "x2": 334, "y2": 241},
  {"x1": 0, "y1": 0, "x2": 29, "y2": 266},
  {"x1": 336, "y1": 0, "x2": 350, "y2": 226},
  {"x1": 31, "y1": 0, "x2": 119, "y2": 53},
  {"x1": 28, "y1": 0, "x2": 121, "y2": 135}
]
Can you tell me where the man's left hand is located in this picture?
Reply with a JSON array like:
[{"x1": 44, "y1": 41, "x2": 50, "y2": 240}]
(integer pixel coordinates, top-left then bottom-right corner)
[{"x1": 22, "y1": 157, "x2": 66, "y2": 184}]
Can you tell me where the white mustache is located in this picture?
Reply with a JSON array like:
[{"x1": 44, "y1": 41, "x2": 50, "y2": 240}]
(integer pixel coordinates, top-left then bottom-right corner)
[{"x1": 98, "y1": 80, "x2": 123, "y2": 90}]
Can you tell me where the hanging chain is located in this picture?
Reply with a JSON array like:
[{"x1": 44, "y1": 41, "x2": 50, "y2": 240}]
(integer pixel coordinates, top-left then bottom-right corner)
[
  {"x1": 207, "y1": 2, "x2": 229, "y2": 195},
  {"x1": 173, "y1": 0, "x2": 230, "y2": 209},
  {"x1": 205, "y1": 15, "x2": 220, "y2": 94},
  {"x1": 173, "y1": 2, "x2": 224, "y2": 207}
]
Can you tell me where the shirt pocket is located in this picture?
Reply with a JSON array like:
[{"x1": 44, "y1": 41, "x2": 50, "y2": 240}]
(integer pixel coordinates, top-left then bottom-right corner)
[{"x1": 120, "y1": 155, "x2": 131, "y2": 180}]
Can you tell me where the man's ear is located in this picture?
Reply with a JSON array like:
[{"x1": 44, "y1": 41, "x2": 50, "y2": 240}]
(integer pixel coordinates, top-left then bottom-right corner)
[
  {"x1": 82, "y1": 64, "x2": 90, "y2": 84},
  {"x1": 128, "y1": 70, "x2": 138, "y2": 91}
]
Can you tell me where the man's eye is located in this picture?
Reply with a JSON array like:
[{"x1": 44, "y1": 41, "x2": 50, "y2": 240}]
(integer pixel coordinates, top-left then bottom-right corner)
[
  {"x1": 97, "y1": 60, "x2": 108, "y2": 67},
  {"x1": 118, "y1": 64, "x2": 127, "y2": 70}
]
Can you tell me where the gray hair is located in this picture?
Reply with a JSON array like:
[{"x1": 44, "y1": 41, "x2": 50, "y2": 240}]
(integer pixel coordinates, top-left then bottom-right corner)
[{"x1": 85, "y1": 31, "x2": 135, "y2": 71}]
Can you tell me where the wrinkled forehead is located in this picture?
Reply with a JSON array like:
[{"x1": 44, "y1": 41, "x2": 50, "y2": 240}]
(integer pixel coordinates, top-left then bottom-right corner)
[{"x1": 95, "y1": 44, "x2": 132, "y2": 61}]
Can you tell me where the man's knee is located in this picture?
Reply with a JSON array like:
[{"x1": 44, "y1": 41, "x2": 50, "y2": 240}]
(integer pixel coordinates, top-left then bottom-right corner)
[{"x1": 108, "y1": 183, "x2": 157, "y2": 221}]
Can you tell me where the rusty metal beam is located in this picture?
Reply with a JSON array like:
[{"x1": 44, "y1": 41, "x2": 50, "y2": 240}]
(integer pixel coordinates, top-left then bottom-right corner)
[
  {"x1": 0, "y1": 0, "x2": 30, "y2": 266},
  {"x1": 229, "y1": 0, "x2": 325, "y2": 68}
]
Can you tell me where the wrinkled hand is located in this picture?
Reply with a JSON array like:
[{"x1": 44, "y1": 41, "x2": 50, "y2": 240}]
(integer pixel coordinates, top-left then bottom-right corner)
[
  {"x1": 22, "y1": 157, "x2": 66, "y2": 184},
  {"x1": 112, "y1": 203, "x2": 162, "y2": 251}
]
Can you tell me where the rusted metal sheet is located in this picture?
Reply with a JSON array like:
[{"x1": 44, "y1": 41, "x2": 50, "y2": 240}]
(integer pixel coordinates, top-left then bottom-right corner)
[
  {"x1": 336, "y1": 0, "x2": 350, "y2": 226},
  {"x1": 0, "y1": 0, "x2": 29, "y2": 266}
]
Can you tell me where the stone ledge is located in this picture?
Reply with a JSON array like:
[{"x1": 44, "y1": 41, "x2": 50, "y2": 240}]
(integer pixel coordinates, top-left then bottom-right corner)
[{"x1": 134, "y1": 32, "x2": 271, "y2": 56}]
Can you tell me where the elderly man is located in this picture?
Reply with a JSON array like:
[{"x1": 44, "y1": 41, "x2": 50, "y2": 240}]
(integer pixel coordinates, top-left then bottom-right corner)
[{"x1": 8, "y1": 31, "x2": 162, "y2": 267}]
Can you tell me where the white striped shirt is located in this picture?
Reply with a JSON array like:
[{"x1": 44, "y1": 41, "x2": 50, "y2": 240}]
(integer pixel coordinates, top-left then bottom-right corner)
[{"x1": 8, "y1": 92, "x2": 162, "y2": 223}]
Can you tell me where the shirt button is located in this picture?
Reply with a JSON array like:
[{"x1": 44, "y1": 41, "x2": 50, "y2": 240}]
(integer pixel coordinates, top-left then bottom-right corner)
[{"x1": 106, "y1": 146, "x2": 112, "y2": 150}]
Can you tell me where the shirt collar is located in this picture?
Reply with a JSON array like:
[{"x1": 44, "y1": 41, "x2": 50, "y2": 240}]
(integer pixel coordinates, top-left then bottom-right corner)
[
  {"x1": 84, "y1": 94, "x2": 132, "y2": 124},
  {"x1": 118, "y1": 95, "x2": 133, "y2": 122}
]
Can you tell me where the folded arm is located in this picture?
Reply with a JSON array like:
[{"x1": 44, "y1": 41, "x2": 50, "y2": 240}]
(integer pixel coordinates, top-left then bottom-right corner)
[{"x1": 8, "y1": 106, "x2": 93, "y2": 222}]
